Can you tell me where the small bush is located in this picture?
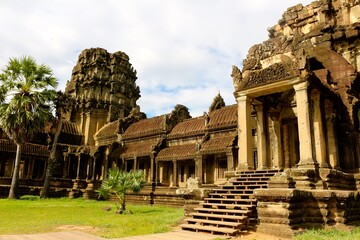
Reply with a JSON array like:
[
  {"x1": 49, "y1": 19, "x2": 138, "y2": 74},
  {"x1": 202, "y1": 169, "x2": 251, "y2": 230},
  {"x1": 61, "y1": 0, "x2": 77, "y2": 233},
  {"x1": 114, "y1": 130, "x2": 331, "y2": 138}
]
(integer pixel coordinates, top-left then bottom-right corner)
[{"x1": 20, "y1": 195, "x2": 40, "y2": 201}]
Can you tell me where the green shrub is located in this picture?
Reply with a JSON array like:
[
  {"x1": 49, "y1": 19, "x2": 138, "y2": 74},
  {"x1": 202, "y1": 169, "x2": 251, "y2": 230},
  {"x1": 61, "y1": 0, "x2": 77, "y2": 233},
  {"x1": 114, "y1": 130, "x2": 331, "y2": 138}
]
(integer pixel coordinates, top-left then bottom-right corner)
[{"x1": 19, "y1": 195, "x2": 40, "y2": 201}]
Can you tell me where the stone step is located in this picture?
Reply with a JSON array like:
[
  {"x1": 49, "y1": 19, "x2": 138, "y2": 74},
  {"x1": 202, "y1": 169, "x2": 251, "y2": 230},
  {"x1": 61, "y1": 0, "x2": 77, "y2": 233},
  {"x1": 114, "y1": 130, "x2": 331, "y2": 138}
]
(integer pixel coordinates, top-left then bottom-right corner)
[
  {"x1": 237, "y1": 170, "x2": 282, "y2": 175},
  {"x1": 201, "y1": 202, "x2": 255, "y2": 209},
  {"x1": 184, "y1": 217, "x2": 244, "y2": 227},
  {"x1": 204, "y1": 197, "x2": 256, "y2": 204},
  {"x1": 180, "y1": 223, "x2": 239, "y2": 236},
  {"x1": 191, "y1": 212, "x2": 248, "y2": 222},
  {"x1": 221, "y1": 184, "x2": 267, "y2": 190},
  {"x1": 232, "y1": 177, "x2": 271, "y2": 181},
  {"x1": 194, "y1": 207, "x2": 251, "y2": 215},
  {"x1": 230, "y1": 180, "x2": 269, "y2": 185},
  {"x1": 213, "y1": 189, "x2": 255, "y2": 194},
  {"x1": 209, "y1": 193, "x2": 254, "y2": 198}
]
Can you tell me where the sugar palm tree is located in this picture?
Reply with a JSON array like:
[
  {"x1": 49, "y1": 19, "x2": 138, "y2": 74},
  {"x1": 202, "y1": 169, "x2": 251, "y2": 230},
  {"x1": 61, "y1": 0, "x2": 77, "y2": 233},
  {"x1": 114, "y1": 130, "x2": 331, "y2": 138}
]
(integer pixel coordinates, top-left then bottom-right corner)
[
  {"x1": 97, "y1": 168, "x2": 146, "y2": 213},
  {"x1": 41, "y1": 91, "x2": 73, "y2": 199},
  {"x1": 0, "y1": 56, "x2": 57, "y2": 199}
]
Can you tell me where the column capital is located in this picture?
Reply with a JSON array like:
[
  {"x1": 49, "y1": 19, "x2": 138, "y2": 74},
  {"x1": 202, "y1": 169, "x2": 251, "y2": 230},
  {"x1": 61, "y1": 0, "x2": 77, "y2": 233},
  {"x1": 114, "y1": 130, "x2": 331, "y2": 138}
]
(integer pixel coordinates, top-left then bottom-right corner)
[
  {"x1": 293, "y1": 81, "x2": 309, "y2": 92},
  {"x1": 236, "y1": 94, "x2": 251, "y2": 103}
]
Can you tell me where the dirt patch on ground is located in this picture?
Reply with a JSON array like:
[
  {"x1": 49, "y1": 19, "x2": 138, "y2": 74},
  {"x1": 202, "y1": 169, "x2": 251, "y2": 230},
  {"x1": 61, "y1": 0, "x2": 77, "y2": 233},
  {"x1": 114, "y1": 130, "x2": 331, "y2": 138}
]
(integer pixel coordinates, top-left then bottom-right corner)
[
  {"x1": 234, "y1": 231, "x2": 289, "y2": 240},
  {"x1": 56, "y1": 225, "x2": 98, "y2": 234}
]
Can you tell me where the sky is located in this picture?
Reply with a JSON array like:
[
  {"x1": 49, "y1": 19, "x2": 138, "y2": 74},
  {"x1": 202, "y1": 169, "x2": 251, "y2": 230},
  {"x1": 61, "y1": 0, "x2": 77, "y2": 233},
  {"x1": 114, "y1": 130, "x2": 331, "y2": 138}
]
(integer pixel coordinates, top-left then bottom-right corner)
[{"x1": 0, "y1": 0, "x2": 314, "y2": 117}]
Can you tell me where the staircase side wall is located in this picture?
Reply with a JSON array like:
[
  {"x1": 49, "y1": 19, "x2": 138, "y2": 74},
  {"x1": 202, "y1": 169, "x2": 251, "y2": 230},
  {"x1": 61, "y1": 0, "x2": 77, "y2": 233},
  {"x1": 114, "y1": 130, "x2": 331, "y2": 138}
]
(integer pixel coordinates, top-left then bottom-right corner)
[{"x1": 255, "y1": 189, "x2": 360, "y2": 238}]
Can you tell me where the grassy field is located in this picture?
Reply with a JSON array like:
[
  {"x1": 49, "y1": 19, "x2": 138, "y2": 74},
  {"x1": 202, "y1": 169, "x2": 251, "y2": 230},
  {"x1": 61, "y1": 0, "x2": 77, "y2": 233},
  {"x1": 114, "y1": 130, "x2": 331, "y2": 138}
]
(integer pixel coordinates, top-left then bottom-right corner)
[
  {"x1": 293, "y1": 227, "x2": 360, "y2": 240},
  {"x1": 0, "y1": 198, "x2": 184, "y2": 238}
]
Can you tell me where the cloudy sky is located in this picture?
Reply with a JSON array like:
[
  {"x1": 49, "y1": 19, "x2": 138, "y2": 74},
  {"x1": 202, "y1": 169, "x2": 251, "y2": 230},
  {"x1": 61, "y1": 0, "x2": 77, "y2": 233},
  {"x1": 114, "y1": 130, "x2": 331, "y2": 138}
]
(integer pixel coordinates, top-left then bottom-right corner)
[{"x1": 0, "y1": 0, "x2": 313, "y2": 117}]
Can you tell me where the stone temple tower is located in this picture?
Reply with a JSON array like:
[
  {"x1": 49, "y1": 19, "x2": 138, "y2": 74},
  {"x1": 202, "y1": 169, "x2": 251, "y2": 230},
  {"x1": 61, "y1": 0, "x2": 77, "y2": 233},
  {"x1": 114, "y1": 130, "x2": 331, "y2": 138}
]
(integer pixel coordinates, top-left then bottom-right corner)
[{"x1": 65, "y1": 48, "x2": 140, "y2": 146}]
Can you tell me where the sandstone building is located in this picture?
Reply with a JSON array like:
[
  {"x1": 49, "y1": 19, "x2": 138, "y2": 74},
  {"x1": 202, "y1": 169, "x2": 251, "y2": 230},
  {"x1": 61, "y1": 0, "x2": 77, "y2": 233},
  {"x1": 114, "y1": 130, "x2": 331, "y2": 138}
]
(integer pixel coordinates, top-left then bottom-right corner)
[{"x1": 1, "y1": 0, "x2": 360, "y2": 238}]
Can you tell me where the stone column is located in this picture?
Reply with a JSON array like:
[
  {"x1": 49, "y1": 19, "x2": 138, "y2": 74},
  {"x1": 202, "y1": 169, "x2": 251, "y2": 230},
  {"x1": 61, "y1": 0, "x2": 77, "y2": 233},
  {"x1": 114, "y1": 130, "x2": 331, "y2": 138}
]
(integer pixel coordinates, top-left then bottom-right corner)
[
  {"x1": 237, "y1": 95, "x2": 253, "y2": 170},
  {"x1": 195, "y1": 155, "x2": 203, "y2": 183},
  {"x1": 63, "y1": 153, "x2": 68, "y2": 178},
  {"x1": 84, "y1": 112, "x2": 91, "y2": 145},
  {"x1": 293, "y1": 81, "x2": 318, "y2": 189},
  {"x1": 76, "y1": 154, "x2": 81, "y2": 180},
  {"x1": 283, "y1": 124, "x2": 291, "y2": 169},
  {"x1": 101, "y1": 148, "x2": 109, "y2": 180},
  {"x1": 26, "y1": 159, "x2": 33, "y2": 178},
  {"x1": 92, "y1": 157, "x2": 96, "y2": 180},
  {"x1": 150, "y1": 152, "x2": 156, "y2": 185},
  {"x1": 311, "y1": 90, "x2": 329, "y2": 168},
  {"x1": 294, "y1": 81, "x2": 317, "y2": 167},
  {"x1": 226, "y1": 151, "x2": 234, "y2": 171},
  {"x1": 254, "y1": 104, "x2": 267, "y2": 169},
  {"x1": 86, "y1": 157, "x2": 91, "y2": 180},
  {"x1": 172, "y1": 160, "x2": 177, "y2": 187},
  {"x1": 324, "y1": 99, "x2": 340, "y2": 169},
  {"x1": 133, "y1": 157, "x2": 137, "y2": 171},
  {"x1": 269, "y1": 112, "x2": 283, "y2": 169}
]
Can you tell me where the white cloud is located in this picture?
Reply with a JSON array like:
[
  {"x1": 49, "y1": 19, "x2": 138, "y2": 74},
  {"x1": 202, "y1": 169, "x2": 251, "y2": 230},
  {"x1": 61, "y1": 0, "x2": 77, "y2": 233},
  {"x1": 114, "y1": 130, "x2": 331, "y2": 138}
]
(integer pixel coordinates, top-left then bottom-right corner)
[{"x1": 0, "y1": 0, "x2": 314, "y2": 117}]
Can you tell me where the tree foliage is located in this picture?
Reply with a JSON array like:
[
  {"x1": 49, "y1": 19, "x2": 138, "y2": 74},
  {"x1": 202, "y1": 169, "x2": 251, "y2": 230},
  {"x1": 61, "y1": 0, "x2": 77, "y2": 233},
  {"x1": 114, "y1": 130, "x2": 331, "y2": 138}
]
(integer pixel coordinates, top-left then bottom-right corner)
[
  {"x1": 97, "y1": 168, "x2": 146, "y2": 213},
  {"x1": 0, "y1": 56, "x2": 57, "y2": 198}
]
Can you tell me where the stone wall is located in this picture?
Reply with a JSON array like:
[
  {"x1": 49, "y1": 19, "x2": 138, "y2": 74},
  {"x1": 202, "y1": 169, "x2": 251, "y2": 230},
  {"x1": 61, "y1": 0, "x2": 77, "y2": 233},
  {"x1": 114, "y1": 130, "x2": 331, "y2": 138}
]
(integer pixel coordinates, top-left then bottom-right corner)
[{"x1": 255, "y1": 187, "x2": 360, "y2": 238}]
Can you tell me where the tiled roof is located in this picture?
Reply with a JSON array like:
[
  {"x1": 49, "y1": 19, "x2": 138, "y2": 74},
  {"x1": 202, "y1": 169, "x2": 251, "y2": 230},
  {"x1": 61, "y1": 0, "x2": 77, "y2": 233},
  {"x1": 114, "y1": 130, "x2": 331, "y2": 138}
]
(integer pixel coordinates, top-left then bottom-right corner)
[
  {"x1": 112, "y1": 138, "x2": 161, "y2": 159},
  {"x1": 156, "y1": 144, "x2": 198, "y2": 161},
  {"x1": 168, "y1": 117, "x2": 205, "y2": 139},
  {"x1": 62, "y1": 120, "x2": 82, "y2": 136},
  {"x1": 201, "y1": 134, "x2": 236, "y2": 154},
  {"x1": 122, "y1": 115, "x2": 166, "y2": 140},
  {"x1": 207, "y1": 104, "x2": 237, "y2": 130},
  {"x1": 94, "y1": 120, "x2": 118, "y2": 139},
  {"x1": 0, "y1": 139, "x2": 49, "y2": 157}
]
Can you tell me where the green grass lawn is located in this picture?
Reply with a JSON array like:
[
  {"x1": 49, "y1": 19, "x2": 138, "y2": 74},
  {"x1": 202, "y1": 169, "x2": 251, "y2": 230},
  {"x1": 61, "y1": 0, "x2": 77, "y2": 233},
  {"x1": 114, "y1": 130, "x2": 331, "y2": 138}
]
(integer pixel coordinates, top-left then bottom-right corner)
[
  {"x1": 0, "y1": 198, "x2": 184, "y2": 238},
  {"x1": 293, "y1": 227, "x2": 360, "y2": 240}
]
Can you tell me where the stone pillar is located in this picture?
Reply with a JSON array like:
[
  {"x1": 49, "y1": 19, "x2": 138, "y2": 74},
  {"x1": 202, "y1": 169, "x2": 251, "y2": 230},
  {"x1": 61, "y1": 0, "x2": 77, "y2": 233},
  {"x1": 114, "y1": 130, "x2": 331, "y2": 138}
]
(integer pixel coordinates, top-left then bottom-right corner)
[
  {"x1": 86, "y1": 157, "x2": 91, "y2": 180},
  {"x1": 26, "y1": 159, "x2": 33, "y2": 178},
  {"x1": 150, "y1": 152, "x2": 156, "y2": 185},
  {"x1": 324, "y1": 99, "x2": 340, "y2": 169},
  {"x1": 255, "y1": 104, "x2": 267, "y2": 169},
  {"x1": 92, "y1": 158, "x2": 96, "y2": 180},
  {"x1": 63, "y1": 153, "x2": 69, "y2": 178},
  {"x1": 133, "y1": 157, "x2": 137, "y2": 171},
  {"x1": 195, "y1": 155, "x2": 203, "y2": 183},
  {"x1": 172, "y1": 160, "x2": 177, "y2": 187},
  {"x1": 294, "y1": 81, "x2": 317, "y2": 167},
  {"x1": 293, "y1": 81, "x2": 319, "y2": 189},
  {"x1": 237, "y1": 95, "x2": 253, "y2": 170},
  {"x1": 269, "y1": 112, "x2": 283, "y2": 169},
  {"x1": 226, "y1": 151, "x2": 234, "y2": 171},
  {"x1": 311, "y1": 90, "x2": 329, "y2": 168},
  {"x1": 84, "y1": 112, "x2": 91, "y2": 145},
  {"x1": 283, "y1": 124, "x2": 291, "y2": 169},
  {"x1": 101, "y1": 148, "x2": 109, "y2": 180},
  {"x1": 76, "y1": 154, "x2": 81, "y2": 180}
]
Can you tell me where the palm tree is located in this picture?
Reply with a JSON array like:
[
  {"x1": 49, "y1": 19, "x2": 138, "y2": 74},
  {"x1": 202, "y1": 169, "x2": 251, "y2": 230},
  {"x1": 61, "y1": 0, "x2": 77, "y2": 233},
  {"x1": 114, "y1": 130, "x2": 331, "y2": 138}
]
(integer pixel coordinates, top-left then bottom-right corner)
[
  {"x1": 97, "y1": 168, "x2": 146, "y2": 213},
  {"x1": 41, "y1": 91, "x2": 73, "y2": 199},
  {"x1": 0, "y1": 56, "x2": 57, "y2": 199}
]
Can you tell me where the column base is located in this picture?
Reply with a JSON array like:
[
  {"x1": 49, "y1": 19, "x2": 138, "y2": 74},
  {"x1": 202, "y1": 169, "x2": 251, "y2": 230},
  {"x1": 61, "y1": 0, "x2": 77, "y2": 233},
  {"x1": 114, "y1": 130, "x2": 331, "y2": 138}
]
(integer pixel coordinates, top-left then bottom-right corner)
[
  {"x1": 297, "y1": 158, "x2": 319, "y2": 169},
  {"x1": 236, "y1": 163, "x2": 254, "y2": 171},
  {"x1": 291, "y1": 168, "x2": 319, "y2": 189}
]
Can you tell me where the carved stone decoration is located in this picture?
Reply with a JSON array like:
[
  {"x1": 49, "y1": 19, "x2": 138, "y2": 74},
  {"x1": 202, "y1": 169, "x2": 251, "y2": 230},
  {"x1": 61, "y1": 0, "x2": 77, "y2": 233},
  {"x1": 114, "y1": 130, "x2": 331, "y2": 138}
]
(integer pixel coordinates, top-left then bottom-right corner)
[
  {"x1": 209, "y1": 93, "x2": 225, "y2": 112},
  {"x1": 166, "y1": 104, "x2": 191, "y2": 131},
  {"x1": 65, "y1": 48, "x2": 141, "y2": 146}
]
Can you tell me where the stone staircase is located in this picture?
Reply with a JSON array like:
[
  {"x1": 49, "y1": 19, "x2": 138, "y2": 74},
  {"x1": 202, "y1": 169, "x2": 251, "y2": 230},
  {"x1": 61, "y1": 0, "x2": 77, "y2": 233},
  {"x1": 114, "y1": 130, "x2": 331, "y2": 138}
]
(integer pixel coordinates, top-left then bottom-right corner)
[{"x1": 180, "y1": 169, "x2": 282, "y2": 236}]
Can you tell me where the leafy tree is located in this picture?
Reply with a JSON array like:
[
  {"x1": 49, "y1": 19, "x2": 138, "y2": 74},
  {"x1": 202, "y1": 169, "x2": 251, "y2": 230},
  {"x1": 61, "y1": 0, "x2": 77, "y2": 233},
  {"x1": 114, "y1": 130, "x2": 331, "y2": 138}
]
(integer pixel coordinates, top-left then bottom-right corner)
[
  {"x1": 41, "y1": 91, "x2": 73, "y2": 199},
  {"x1": 97, "y1": 168, "x2": 146, "y2": 213},
  {"x1": 0, "y1": 56, "x2": 57, "y2": 199}
]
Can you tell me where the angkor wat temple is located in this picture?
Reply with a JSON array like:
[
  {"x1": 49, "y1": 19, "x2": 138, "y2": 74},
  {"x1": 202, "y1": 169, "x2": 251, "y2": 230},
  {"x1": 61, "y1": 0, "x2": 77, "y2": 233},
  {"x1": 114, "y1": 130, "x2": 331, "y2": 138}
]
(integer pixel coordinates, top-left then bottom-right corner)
[{"x1": 1, "y1": 0, "x2": 360, "y2": 238}]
